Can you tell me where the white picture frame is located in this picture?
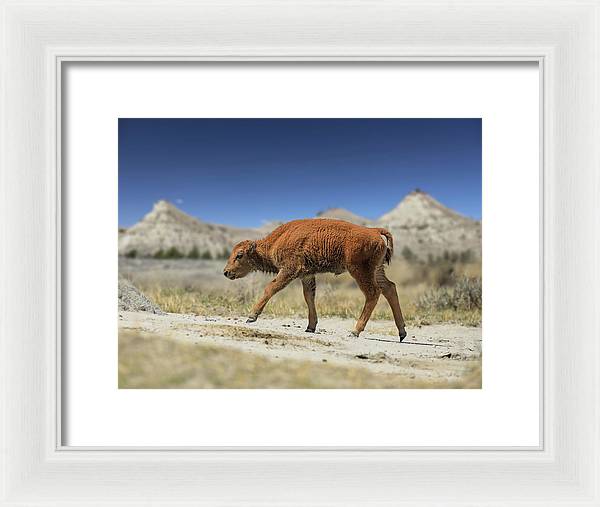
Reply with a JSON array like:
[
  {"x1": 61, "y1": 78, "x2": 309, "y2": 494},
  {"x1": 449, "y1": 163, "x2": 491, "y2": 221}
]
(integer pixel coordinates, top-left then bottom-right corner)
[{"x1": 1, "y1": 1, "x2": 598, "y2": 505}]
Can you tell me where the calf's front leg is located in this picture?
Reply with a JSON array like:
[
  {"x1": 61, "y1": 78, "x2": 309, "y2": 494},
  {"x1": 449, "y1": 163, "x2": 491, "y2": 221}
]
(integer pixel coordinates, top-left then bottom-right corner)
[{"x1": 247, "y1": 271, "x2": 295, "y2": 323}]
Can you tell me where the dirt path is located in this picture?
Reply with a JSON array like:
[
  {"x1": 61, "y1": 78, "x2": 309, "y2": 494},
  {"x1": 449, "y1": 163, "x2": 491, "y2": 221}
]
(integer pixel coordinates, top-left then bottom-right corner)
[{"x1": 120, "y1": 311, "x2": 481, "y2": 384}]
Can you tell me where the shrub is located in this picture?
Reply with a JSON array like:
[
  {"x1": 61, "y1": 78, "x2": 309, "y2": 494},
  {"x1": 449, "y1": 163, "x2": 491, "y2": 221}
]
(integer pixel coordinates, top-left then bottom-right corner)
[
  {"x1": 154, "y1": 247, "x2": 184, "y2": 259},
  {"x1": 201, "y1": 250, "x2": 213, "y2": 260},
  {"x1": 125, "y1": 249, "x2": 137, "y2": 258},
  {"x1": 188, "y1": 246, "x2": 200, "y2": 259},
  {"x1": 459, "y1": 249, "x2": 474, "y2": 263},
  {"x1": 165, "y1": 246, "x2": 184, "y2": 259},
  {"x1": 401, "y1": 246, "x2": 416, "y2": 262},
  {"x1": 432, "y1": 262, "x2": 455, "y2": 286},
  {"x1": 453, "y1": 276, "x2": 482, "y2": 310},
  {"x1": 417, "y1": 276, "x2": 482, "y2": 312}
]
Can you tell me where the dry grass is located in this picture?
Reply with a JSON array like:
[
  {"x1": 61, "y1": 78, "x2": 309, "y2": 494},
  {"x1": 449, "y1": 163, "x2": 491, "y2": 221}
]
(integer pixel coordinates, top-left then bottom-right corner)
[
  {"x1": 124, "y1": 257, "x2": 482, "y2": 326},
  {"x1": 119, "y1": 330, "x2": 481, "y2": 389},
  {"x1": 143, "y1": 275, "x2": 481, "y2": 328},
  {"x1": 145, "y1": 285, "x2": 481, "y2": 327}
]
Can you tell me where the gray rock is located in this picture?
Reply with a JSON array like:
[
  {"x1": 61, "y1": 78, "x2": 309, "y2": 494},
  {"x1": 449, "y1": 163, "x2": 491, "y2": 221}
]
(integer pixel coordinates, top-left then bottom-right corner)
[{"x1": 118, "y1": 278, "x2": 164, "y2": 314}]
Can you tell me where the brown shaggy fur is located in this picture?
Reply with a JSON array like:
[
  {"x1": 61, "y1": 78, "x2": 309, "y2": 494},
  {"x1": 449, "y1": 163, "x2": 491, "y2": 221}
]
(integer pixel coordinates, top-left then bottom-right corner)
[{"x1": 223, "y1": 219, "x2": 407, "y2": 340}]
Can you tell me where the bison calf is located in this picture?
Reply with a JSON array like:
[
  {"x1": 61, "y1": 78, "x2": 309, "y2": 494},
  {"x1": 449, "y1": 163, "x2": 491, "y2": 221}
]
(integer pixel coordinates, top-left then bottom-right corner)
[{"x1": 223, "y1": 219, "x2": 407, "y2": 340}]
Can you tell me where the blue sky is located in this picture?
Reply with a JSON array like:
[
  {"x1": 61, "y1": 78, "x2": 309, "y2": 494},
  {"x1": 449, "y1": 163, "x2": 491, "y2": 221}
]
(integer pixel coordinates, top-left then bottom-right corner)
[{"x1": 118, "y1": 118, "x2": 481, "y2": 228}]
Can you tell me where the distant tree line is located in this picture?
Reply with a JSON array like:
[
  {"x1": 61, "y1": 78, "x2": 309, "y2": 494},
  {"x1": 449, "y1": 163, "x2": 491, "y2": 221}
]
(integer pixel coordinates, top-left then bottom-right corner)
[
  {"x1": 123, "y1": 246, "x2": 231, "y2": 260},
  {"x1": 125, "y1": 245, "x2": 474, "y2": 263},
  {"x1": 400, "y1": 246, "x2": 475, "y2": 265}
]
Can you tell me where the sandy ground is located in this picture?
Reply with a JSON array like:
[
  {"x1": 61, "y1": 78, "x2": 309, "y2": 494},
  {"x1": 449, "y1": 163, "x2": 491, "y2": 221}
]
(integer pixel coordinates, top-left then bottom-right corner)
[{"x1": 119, "y1": 310, "x2": 481, "y2": 385}]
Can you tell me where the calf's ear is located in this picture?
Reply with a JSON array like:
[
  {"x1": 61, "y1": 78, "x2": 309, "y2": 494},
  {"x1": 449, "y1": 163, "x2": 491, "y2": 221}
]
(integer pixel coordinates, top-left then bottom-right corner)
[{"x1": 248, "y1": 241, "x2": 256, "y2": 254}]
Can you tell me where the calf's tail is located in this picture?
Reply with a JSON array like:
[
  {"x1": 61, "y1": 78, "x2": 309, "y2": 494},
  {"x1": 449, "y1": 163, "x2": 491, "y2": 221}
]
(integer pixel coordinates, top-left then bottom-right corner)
[{"x1": 377, "y1": 228, "x2": 394, "y2": 264}]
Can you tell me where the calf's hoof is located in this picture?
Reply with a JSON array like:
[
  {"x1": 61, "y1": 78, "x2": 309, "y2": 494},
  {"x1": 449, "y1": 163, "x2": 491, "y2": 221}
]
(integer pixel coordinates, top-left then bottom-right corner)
[
  {"x1": 305, "y1": 327, "x2": 316, "y2": 333},
  {"x1": 349, "y1": 330, "x2": 360, "y2": 338},
  {"x1": 399, "y1": 328, "x2": 407, "y2": 342},
  {"x1": 246, "y1": 316, "x2": 258, "y2": 323}
]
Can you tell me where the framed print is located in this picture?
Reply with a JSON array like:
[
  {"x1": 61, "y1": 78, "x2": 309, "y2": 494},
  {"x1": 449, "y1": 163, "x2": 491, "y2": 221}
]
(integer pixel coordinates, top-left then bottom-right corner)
[
  {"x1": 62, "y1": 62, "x2": 539, "y2": 448},
  {"x1": 1, "y1": 1, "x2": 599, "y2": 506}
]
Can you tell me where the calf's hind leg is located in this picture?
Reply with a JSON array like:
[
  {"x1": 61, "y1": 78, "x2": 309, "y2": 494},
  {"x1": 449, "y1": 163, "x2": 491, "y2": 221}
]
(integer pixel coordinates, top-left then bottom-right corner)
[
  {"x1": 376, "y1": 266, "x2": 407, "y2": 341},
  {"x1": 301, "y1": 275, "x2": 318, "y2": 332},
  {"x1": 348, "y1": 266, "x2": 381, "y2": 337}
]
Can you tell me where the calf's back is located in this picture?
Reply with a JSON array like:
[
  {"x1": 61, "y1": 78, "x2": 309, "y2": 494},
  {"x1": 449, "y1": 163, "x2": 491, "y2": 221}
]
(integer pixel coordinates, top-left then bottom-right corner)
[{"x1": 264, "y1": 219, "x2": 387, "y2": 274}]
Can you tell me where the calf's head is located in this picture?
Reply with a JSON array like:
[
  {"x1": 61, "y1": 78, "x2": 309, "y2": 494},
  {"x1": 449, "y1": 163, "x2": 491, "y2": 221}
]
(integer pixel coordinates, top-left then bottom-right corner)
[{"x1": 223, "y1": 240, "x2": 256, "y2": 280}]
